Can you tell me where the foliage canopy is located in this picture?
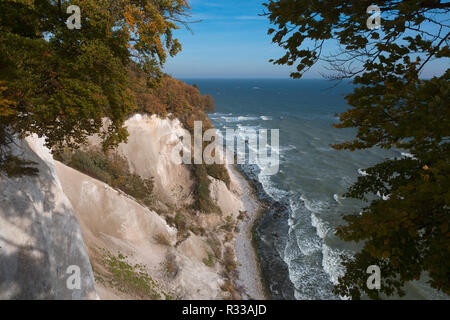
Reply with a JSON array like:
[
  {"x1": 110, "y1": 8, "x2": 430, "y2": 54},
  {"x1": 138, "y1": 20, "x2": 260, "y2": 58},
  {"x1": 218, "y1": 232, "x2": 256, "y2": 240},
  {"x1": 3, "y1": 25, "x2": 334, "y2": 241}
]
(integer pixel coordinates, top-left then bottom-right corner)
[
  {"x1": 265, "y1": 0, "x2": 449, "y2": 299},
  {"x1": 0, "y1": 0, "x2": 189, "y2": 174}
]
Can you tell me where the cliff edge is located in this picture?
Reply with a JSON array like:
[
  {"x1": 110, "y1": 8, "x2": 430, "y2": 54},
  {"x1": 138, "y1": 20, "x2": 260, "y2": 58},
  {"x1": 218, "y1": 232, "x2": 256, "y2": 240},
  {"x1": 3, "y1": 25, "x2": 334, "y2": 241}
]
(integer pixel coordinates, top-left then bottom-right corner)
[
  {"x1": 0, "y1": 115, "x2": 265, "y2": 300},
  {"x1": 0, "y1": 136, "x2": 97, "y2": 300}
]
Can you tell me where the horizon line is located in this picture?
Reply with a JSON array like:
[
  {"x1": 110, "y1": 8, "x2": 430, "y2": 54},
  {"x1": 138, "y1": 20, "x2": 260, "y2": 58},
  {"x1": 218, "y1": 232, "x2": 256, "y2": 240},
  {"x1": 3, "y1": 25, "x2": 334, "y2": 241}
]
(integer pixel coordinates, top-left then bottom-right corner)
[{"x1": 178, "y1": 77, "x2": 328, "y2": 80}]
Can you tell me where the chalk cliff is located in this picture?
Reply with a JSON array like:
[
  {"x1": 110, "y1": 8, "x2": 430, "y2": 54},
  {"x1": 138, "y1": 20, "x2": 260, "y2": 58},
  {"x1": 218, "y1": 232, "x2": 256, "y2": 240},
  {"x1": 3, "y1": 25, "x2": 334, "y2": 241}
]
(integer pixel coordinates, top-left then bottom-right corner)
[
  {"x1": 0, "y1": 115, "x2": 264, "y2": 300},
  {"x1": 0, "y1": 136, "x2": 97, "y2": 300}
]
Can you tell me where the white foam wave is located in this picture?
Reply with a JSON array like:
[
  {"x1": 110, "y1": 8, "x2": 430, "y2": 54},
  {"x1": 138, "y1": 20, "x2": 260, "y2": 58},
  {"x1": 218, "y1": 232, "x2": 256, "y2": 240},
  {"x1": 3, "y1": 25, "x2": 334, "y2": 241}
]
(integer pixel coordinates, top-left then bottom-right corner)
[
  {"x1": 300, "y1": 195, "x2": 329, "y2": 213},
  {"x1": 258, "y1": 174, "x2": 289, "y2": 201},
  {"x1": 311, "y1": 213, "x2": 331, "y2": 239},
  {"x1": 284, "y1": 233, "x2": 337, "y2": 299},
  {"x1": 222, "y1": 116, "x2": 259, "y2": 123},
  {"x1": 333, "y1": 194, "x2": 344, "y2": 204},
  {"x1": 401, "y1": 152, "x2": 417, "y2": 160},
  {"x1": 236, "y1": 124, "x2": 260, "y2": 134},
  {"x1": 322, "y1": 245, "x2": 348, "y2": 286},
  {"x1": 297, "y1": 234, "x2": 322, "y2": 256},
  {"x1": 288, "y1": 217, "x2": 295, "y2": 227},
  {"x1": 209, "y1": 112, "x2": 232, "y2": 117},
  {"x1": 288, "y1": 197, "x2": 302, "y2": 214},
  {"x1": 358, "y1": 169, "x2": 369, "y2": 176}
]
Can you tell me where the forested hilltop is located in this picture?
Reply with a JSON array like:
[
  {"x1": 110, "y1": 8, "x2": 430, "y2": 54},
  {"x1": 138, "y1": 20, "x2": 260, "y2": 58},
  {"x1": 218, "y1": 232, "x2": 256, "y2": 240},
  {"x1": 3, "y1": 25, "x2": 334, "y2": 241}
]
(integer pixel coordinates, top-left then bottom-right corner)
[
  {"x1": 0, "y1": 0, "x2": 192, "y2": 174},
  {"x1": 129, "y1": 64, "x2": 215, "y2": 127},
  {"x1": 0, "y1": 1, "x2": 243, "y2": 300},
  {"x1": 58, "y1": 65, "x2": 231, "y2": 214},
  {"x1": 0, "y1": 0, "x2": 229, "y2": 213}
]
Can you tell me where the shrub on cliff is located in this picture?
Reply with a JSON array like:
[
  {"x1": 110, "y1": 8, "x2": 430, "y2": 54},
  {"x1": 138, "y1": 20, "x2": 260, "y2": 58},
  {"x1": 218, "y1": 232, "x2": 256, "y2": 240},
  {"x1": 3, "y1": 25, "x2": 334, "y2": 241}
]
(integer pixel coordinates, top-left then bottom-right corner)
[
  {"x1": 193, "y1": 164, "x2": 222, "y2": 214},
  {"x1": 223, "y1": 247, "x2": 237, "y2": 273},
  {"x1": 58, "y1": 149, "x2": 154, "y2": 207},
  {"x1": 206, "y1": 163, "x2": 231, "y2": 188}
]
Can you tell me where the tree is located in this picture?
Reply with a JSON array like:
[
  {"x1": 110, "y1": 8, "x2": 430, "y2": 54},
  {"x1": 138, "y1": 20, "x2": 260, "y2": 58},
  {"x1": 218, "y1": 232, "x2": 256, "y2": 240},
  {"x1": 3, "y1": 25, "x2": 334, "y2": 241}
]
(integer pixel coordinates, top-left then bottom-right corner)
[
  {"x1": 264, "y1": 0, "x2": 449, "y2": 299},
  {"x1": 0, "y1": 0, "x2": 189, "y2": 175}
]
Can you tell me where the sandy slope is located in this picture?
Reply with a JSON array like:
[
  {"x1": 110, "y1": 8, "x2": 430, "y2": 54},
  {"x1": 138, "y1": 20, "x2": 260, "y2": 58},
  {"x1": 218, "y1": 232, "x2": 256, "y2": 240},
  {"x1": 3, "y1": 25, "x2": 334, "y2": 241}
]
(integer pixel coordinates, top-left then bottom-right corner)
[{"x1": 55, "y1": 160, "x2": 226, "y2": 299}]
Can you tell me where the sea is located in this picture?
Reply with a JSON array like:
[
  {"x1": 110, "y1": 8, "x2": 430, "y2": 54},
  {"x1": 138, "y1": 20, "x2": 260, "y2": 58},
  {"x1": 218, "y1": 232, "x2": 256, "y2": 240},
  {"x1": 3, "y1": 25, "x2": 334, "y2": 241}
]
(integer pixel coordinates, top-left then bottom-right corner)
[{"x1": 184, "y1": 79, "x2": 448, "y2": 300}]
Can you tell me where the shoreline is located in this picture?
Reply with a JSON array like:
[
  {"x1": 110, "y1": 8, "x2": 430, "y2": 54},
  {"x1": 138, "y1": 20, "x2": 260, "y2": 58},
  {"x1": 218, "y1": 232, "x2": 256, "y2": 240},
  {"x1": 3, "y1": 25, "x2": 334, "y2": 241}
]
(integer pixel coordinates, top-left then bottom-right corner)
[
  {"x1": 229, "y1": 165, "x2": 268, "y2": 300},
  {"x1": 234, "y1": 164, "x2": 296, "y2": 300}
]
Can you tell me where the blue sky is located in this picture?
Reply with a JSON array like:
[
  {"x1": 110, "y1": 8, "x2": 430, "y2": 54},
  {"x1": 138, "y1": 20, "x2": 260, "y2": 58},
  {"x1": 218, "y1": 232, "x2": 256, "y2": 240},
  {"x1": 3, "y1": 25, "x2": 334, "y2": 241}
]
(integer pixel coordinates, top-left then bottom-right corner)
[
  {"x1": 163, "y1": 0, "x2": 448, "y2": 79},
  {"x1": 163, "y1": 0, "x2": 298, "y2": 78}
]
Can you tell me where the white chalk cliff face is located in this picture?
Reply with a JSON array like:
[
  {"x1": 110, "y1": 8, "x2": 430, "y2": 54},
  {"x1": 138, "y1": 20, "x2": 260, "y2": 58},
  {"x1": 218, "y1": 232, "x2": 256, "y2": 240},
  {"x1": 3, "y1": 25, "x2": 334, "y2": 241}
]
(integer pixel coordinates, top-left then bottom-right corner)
[
  {"x1": 88, "y1": 114, "x2": 195, "y2": 206},
  {"x1": 54, "y1": 161, "x2": 229, "y2": 299},
  {"x1": 0, "y1": 136, "x2": 97, "y2": 300},
  {"x1": 70, "y1": 115, "x2": 245, "y2": 299},
  {"x1": 0, "y1": 115, "x2": 250, "y2": 300},
  {"x1": 118, "y1": 114, "x2": 194, "y2": 204}
]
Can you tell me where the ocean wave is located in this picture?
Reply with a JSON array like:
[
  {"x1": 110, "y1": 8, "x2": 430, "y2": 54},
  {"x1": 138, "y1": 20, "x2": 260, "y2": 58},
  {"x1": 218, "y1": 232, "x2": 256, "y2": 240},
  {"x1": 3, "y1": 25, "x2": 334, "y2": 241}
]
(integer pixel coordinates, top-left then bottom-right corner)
[
  {"x1": 288, "y1": 197, "x2": 302, "y2": 214},
  {"x1": 260, "y1": 116, "x2": 273, "y2": 121},
  {"x1": 333, "y1": 194, "x2": 344, "y2": 204},
  {"x1": 215, "y1": 125, "x2": 259, "y2": 144},
  {"x1": 236, "y1": 124, "x2": 260, "y2": 134},
  {"x1": 401, "y1": 152, "x2": 417, "y2": 160},
  {"x1": 286, "y1": 207, "x2": 321, "y2": 257},
  {"x1": 210, "y1": 112, "x2": 232, "y2": 115},
  {"x1": 284, "y1": 230, "x2": 336, "y2": 300},
  {"x1": 276, "y1": 145, "x2": 297, "y2": 153},
  {"x1": 358, "y1": 169, "x2": 369, "y2": 176},
  {"x1": 221, "y1": 116, "x2": 259, "y2": 123},
  {"x1": 322, "y1": 244, "x2": 347, "y2": 286},
  {"x1": 296, "y1": 232, "x2": 322, "y2": 256},
  {"x1": 270, "y1": 190, "x2": 342, "y2": 300},
  {"x1": 300, "y1": 195, "x2": 329, "y2": 213},
  {"x1": 209, "y1": 112, "x2": 232, "y2": 119},
  {"x1": 311, "y1": 213, "x2": 332, "y2": 239},
  {"x1": 258, "y1": 174, "x2": 290, "y2": 202}
]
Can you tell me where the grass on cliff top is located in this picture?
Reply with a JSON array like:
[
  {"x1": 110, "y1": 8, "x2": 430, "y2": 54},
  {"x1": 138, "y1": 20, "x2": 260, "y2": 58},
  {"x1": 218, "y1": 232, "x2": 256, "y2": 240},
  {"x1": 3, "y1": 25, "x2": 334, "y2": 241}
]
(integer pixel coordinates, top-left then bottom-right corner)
[
  {"x1": 56, "y1": 148, "x2": 154, "y2": 207},
  {"x1": 97, "y1": 250, "x2": 174, "y2": 300},
  {"x1": 105, "y1": 251, "x2": 160, "y2": 299}
]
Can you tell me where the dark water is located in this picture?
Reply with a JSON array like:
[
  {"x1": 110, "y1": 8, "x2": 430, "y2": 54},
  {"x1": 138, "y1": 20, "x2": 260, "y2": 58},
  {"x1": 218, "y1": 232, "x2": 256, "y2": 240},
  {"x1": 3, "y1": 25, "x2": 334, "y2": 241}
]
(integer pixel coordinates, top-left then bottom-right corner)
[{"x1": 184, "y1": 79, "x2": 448, "y2": 300}]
